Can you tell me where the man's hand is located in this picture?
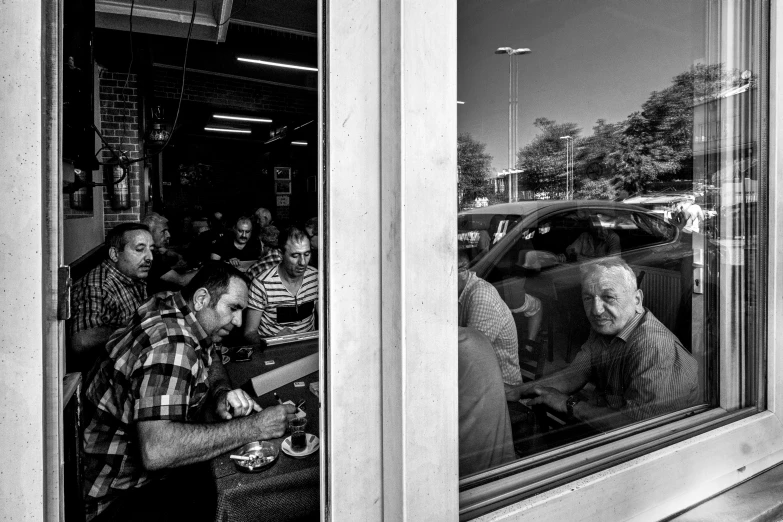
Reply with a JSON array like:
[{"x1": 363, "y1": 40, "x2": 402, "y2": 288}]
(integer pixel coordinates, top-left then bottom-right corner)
[
  {"x1": 215, "y1": 389, "x2": 262, "y2": 420},
  {"x1": 253, "y1": 404, "x2": 299, "y2": 439},
  {"x1": 504, "y1": 382, "x2": 538, "y2": 402},
  {"x1": 527, "y1": 386, "x2": 569, "y2": 414},
  {"x1": 276, "y1": 327, "x2": 295, "y2": 337},
  {"x1": 228, "y1": 257, "x2": 241, "y2": 267}
]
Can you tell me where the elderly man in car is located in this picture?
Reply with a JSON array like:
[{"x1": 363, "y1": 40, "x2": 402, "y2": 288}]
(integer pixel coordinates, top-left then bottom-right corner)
[{"x1": 505, "y1": 258, "x2": 698, "y2": 433}]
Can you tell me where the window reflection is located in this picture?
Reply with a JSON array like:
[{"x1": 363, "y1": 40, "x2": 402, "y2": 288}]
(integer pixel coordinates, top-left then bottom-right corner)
[{"x1": 457, "y1": 0, "x2": 765, "y2": 478}]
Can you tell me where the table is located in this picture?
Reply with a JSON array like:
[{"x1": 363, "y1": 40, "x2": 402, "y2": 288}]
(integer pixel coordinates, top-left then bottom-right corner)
[{"x1": 210, "y1": 339, "x2": 320, "y2": 522}]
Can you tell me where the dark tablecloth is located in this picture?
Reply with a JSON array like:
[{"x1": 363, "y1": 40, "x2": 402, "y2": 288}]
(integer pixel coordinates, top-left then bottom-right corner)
[{"x1": 210, "y1": 340, "x2": 320, "y2": 522}]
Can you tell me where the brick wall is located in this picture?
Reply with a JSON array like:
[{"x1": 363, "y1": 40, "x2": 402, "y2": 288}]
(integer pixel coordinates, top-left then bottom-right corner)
[
  {"x1": 98, "y1": 70, "x2": 144, "y2": 232},
  {"x1": 153, "y1": 67, "x2": 316, "y2": 114}
]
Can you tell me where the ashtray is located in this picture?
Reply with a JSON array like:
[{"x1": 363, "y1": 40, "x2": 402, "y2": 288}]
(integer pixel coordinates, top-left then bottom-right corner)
[{"x1": 232, "y1": 441, "x2": 279, "y2": 472}]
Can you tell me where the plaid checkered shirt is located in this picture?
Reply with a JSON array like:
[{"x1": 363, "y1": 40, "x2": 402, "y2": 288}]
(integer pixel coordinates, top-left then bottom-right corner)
[
  {"x1": 71, "y1": 259, "x2": 148, "y2": 335},
  {"x1": 81, "y1": 291, "x2": 216, "y2": 521},
  {"x1": 246, "y1": 248, "x2": 283, "y2": 281},
  {"x1": 458, "y1": 270, "x2": 523, "y2": 386}
]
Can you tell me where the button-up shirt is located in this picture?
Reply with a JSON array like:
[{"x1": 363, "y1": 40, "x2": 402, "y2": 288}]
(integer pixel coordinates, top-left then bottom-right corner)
[
  {"x1": 71, "y1": 259, "x2": 147, "y2": 334},
  {"x1": 81, "y1": 292, "x2": 215, "y2": 521},
  {"x1": 569, "y1": 309, "x2": 699, "y2": 422},
  {"x1": 458, "y1": 270, "x2": 522, "y2": 386}
]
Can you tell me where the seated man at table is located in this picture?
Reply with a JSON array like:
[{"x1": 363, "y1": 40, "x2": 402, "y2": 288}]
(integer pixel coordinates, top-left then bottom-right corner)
[
  {"x1": 70, "y1": 223, "x2": 153, "y2": 369},
  {"x1": 505, "y1": 258, "x2": 698, "y2": 433},
  {"x1": 563, "y1": 215, "x2": 621, "y2": 262},
  {"x1": 143, "y1": 212, "x2": 197, "y2": 294},
  {"x1": 458, "y1": 262, "x2": 522, "y2": 387},
  {"x1": 246, "y1": 224, "x2": 282, "y2": 281},
  {"x1": 459, "y1": 327, "x2": 516, "y2": 476},
  {"x1": 244, "y1": 226, "x2": 318, "y2": 341},
  {"x1": 81, "y1": 262, "x2": 297, "y2": 522},
  {"x1": 211, "y1": 216, "x2": 259, "y2": 268}
]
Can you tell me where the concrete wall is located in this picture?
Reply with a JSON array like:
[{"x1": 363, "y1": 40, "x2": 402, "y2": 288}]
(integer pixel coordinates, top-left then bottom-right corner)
[{"x1": 0, "y1": 1, "x2": 45, "y2": 520}]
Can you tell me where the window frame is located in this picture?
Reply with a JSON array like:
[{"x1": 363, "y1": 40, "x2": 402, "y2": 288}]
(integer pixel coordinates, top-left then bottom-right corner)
[{"x1": 321, "y1": 0, "x2": 780, "y2": 519}]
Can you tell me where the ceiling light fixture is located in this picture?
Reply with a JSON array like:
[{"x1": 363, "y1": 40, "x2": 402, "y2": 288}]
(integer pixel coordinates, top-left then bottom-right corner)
[
  {"x1": 214, "y1": 114, "x2": 272, "y2": 123},
  {"x1": 237, "y1": 57, "x2": 318, "y2": 72},
  {"x1": 291, "y1": 141, "x2": 308, "y2": 146},
  {"x1": 204, "y1": 127, "x2": 252, "y2": 134}
]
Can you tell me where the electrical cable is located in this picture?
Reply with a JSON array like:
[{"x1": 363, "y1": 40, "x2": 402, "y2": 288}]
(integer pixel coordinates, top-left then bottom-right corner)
[
  {"x1": 216, "y1": 0, "x2": 249, "y2": 27},
  {"x1": 91, "y1": 0, "x2": 197, "y2": 167}
]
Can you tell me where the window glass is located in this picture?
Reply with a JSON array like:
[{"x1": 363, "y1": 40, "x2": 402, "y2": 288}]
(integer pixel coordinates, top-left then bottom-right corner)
[{"x1": 456, "y1": 0, "x2": 766, "y2": 482}]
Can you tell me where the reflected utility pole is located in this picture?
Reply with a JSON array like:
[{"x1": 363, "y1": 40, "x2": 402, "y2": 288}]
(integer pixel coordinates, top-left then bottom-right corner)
[
  {"x1": 560, "y1": 135, "x2": 573, "y2": 200},
  {"x1": 495, "y1": 47, "x2": 531, "y2": 201}
]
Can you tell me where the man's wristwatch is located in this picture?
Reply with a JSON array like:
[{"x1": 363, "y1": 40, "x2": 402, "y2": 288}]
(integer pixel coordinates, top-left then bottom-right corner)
[{"x1": 565, "y1": 395, "x2": 581, "y2": 418}]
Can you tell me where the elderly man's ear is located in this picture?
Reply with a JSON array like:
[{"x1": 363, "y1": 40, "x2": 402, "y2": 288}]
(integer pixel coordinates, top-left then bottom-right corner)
[
  {"x1": 108, "y1": 246, "x2": 119, "y2": 263},
  {"x1": 634, "y1": 288, "x2": 644, "y2": 313}
]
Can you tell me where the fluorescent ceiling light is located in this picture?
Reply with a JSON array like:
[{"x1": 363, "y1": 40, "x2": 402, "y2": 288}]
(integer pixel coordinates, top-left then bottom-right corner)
[
  {"x1": 214, "y1": 114, "x2": 272, "y2": 123},
  {"x1": 291, "y1": 141, "x2": 308, "y2": 146},
  {"x1": 457, "y1": 101, "x2": 465, "y2": 104},
  {"x1": 237, "y1": 57, "x2": 318, "y2": 72},
  {"x1": 204, "y1": 127, "x2": 251, "y2": 134}
]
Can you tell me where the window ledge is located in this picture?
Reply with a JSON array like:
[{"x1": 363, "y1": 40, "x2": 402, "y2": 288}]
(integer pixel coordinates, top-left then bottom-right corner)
[{"x1": 670, "y1": 462, "x2": 783, "y2": 522}]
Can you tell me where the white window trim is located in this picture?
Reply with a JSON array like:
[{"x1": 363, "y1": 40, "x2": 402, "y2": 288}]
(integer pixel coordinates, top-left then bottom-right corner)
[{"x1": 324, "y1": 0, "x2": 783, "y2": 521}]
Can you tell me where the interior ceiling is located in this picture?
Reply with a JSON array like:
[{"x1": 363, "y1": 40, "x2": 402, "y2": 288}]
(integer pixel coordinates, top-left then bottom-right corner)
[
  {"x1": 93, "y1": 0, "x2": 318, "y2": 142},
  {"x1": 95, "y1": 0, "x2": 317, "y2": 42}
]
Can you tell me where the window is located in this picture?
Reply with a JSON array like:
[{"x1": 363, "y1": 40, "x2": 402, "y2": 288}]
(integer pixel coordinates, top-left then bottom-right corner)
[{"x1": 456, "y1": 0, "x2": 769, "y2": 515}]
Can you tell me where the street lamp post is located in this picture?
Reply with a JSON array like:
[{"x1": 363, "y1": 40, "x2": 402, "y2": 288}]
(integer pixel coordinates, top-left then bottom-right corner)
[
  {"x1": 496, "y1": 46, "x2": 531, "y2": 202},
  {"x1": 560, "y1": 136, "x2": 573, "y2": 200}
]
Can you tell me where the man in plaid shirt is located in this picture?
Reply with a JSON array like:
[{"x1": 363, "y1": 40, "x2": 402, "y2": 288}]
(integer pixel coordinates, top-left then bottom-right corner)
[
  {"x1": 81, "y1": 262, "x2": 297, "y2": 521},
  {"x1": 70, "y1": 223, "x2": 153, "y2": 369},
  {"x1": 246, "y1": 224, "x2": 282, "y2": 281}
]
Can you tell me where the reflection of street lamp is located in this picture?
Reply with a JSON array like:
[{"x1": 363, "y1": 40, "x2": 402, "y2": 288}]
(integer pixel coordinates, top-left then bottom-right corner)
[
  {"x1": 560, "y1": 136, "x2": 573, "y2": 200},
  {"x1": 495, "y1": 46, "x2": 531, "y2": 201}
]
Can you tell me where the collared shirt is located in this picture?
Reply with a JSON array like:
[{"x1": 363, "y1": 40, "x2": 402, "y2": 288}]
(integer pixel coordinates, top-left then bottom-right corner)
[
  {"x1": 246, "y1": 248, "x2": 283, "y2": 281},
  {"x1": 569, "y1": 308, "x2": 699, "y2": 423},
  {"x1": 81, "y1": 292, "x2": 215, "y2": 521},
  {"x1": 458, "y1": 270, "x2": 522, "y2": 386},
  {"x1": 71, "y1": 259, "x2": 147, "y2": 334},
  {"x1": 248, "y1": 265, "x2": 318, "y2": 336}
]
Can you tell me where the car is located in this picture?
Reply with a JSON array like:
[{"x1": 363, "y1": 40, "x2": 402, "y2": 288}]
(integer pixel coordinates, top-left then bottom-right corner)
[{"x1": 458, "y1": 200, "x2": 696, "y2": 358}]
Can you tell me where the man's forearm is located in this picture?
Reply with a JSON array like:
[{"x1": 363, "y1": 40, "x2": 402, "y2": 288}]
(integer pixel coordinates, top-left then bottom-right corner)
[
  {"x1": 71, "y1": 326, "x2": 116, "y2": 354},
  {"x1": 160, "y1": 269, "x2": 196, "y2": 288},
  {"x1": 571, "y1": 400, "x2": 633, "y2": 433},
  {"x1": 207, "y1": 354, "x2": 232, "y2": 395},
  {"x1": 137, "y1": 413, "x2": 276, "y2": 470}
]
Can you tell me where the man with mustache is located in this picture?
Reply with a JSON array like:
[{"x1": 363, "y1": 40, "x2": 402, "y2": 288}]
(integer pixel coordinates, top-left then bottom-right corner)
[
  {"x1": 210, "y1": 216, "x2": 258, "y2": 268},
  {"x1": 505, "y1": 258, "x2": 698, "y2": 432},
  {"x1": 70, "y1": 223, "x2": 153, "y2": 369},
  {"x1": 81, "y1": 262, "x2": 297, "y2": 521},
  {"x1": 244, "y1": 226, "x2": 318, "y2": 341}
]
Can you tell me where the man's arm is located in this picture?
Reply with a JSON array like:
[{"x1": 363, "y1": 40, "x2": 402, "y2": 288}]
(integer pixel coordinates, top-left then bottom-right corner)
[
  {"x1": 159, "y1": 269, "x2": 196, "y2": 288},
  {"x1": 505, "y1": 348, "x2": 592, "y2": 401},
  {"x1": 205, "y1": 352, "x2": 260, "y2": 419},
  {"x1": 71, "y1": 326, "x2": 116, "y2": 354},
  {"x1": 136, "y1": 404, "x2": 297, "y2": 470},
  {"x1": 243, "y1": 308, "x2": 265, "y2": 344},
  {"x1": 526, "y1": 387, "x2": 634, "y2": 432}
]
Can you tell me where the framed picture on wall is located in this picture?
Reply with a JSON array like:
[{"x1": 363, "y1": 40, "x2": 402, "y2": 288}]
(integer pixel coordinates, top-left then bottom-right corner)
[
  {"x1": 274, "y1": 167, "x2": 291, "y2": 180},
  {"x1": 276, "y1": 180, "x2": 292, "y2": 194}
]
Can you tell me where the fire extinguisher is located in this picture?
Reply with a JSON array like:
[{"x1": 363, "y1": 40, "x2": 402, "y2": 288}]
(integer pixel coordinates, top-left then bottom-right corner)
[
  {"x1": 69, "y1": 168, "x2": 93, "y2": 211},
  {"x1": 110, "y1": 163, "x2": 131, "y2": 210}
]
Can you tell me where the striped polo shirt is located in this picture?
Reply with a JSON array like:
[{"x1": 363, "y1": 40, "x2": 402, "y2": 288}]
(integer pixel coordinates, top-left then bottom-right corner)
[
  {"x1": 569, "y1": 308, "x2": 699, "y2": 423},
  {"x1": 247, "y1": 265, "x2": 318, "y2": 336}
]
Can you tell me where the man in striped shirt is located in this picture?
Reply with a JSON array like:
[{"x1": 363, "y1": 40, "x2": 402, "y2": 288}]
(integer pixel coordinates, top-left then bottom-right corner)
[
  {"x1": 244, "y1": 226, "x2": 318, "y2": 341},
  {"x1": 505, "y1": 258, "x2": 698, "y2": 433},
  {"x1": 70, "y1": 223, "x2": 153, "y2": 369}
]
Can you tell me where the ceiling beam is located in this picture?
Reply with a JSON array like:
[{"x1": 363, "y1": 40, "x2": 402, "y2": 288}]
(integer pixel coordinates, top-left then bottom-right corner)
[{"x1": 215, "y1": 0, "x2": 233, "y2": 43}]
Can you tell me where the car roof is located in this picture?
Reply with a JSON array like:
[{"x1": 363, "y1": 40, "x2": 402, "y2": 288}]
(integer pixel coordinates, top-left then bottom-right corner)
[{"x1": 459, "y1": 200, "x2": 648, "y2": 216}]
